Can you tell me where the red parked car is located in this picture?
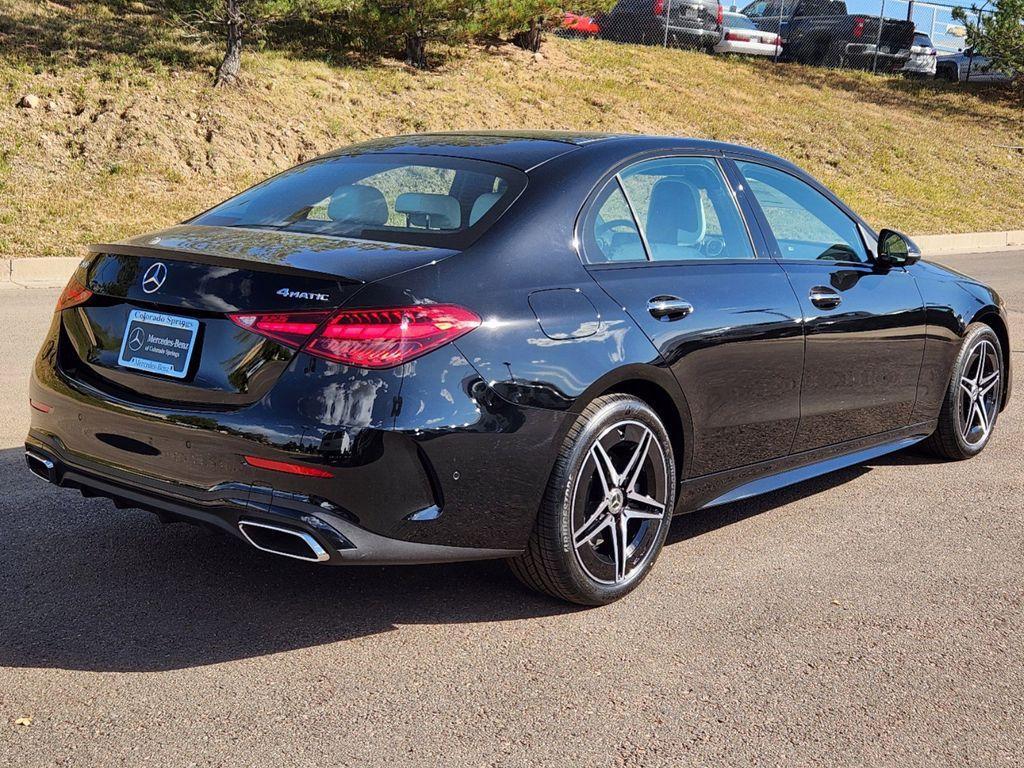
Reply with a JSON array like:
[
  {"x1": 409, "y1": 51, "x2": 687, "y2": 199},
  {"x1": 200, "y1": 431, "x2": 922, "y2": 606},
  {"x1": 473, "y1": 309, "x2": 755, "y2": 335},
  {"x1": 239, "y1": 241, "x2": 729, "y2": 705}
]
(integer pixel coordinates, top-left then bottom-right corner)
[{"x1": 562, "y1": 11, "x2": 602, "y2": 37}]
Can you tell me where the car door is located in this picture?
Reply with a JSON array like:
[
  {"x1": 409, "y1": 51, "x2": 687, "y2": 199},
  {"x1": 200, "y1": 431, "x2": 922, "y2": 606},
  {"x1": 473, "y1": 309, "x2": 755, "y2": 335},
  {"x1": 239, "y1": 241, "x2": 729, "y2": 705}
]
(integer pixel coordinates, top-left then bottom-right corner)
[
  {"x1": 580, "y1": 154, "x2": 805, "y2": 477},
  {"x1": 731, "y1": 158, "x2": 926, "y2": 453}
]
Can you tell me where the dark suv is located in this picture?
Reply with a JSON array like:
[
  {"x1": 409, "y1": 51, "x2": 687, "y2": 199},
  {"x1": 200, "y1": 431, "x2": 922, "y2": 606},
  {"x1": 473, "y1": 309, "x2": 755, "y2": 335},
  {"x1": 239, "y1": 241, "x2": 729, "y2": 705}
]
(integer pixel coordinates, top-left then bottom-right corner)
[{"x1": 601, "y1": 0, "x2": 723, "y2": 52}]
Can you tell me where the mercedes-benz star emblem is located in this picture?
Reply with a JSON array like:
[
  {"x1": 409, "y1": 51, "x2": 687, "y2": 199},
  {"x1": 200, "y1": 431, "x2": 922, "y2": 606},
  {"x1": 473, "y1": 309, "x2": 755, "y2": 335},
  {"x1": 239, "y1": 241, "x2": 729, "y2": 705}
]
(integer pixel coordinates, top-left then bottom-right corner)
[
  {"x1": 127, "y1": 327, "x2": 146, "y2": 352},
  {"x1": 142, "y1": 262, "x2": 167, "y2": 294}
]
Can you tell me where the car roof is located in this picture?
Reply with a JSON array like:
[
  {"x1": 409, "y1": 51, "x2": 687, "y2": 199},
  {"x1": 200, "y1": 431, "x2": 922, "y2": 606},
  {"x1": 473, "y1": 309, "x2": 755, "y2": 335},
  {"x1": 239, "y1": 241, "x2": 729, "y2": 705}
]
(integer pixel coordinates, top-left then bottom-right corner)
[{"x1": 324, "y1": 131, "x2": 798, "y2": 173}]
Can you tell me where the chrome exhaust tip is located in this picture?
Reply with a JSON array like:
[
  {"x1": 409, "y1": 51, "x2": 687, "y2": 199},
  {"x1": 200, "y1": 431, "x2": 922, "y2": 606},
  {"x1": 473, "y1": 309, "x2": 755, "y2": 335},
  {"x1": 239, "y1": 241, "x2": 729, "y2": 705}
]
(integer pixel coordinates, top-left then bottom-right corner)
[
  {"x1": 25, "y1": 451, "x2": 56, "y2": 483},
  {"x1": 237, "y1": 519, "x2": 330, "y2": 563}
]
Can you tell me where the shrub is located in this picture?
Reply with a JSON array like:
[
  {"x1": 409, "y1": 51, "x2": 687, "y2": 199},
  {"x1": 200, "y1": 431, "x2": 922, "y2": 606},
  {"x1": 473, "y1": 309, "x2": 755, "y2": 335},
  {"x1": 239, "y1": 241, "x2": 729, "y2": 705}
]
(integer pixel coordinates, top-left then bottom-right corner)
[{"x1": 354, "y1": 0, "x2": 481, "y2": 68}]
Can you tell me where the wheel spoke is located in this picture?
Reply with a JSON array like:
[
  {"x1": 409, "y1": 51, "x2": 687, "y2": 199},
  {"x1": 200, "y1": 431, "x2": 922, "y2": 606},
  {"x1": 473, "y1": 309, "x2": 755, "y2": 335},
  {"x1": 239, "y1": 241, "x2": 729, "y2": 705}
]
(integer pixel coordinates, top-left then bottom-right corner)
[
  {"x1": 591, "y1": 441, "x2": 619, "y2": 496},
  {"x1": 620, "y1": 430, "x2": 652, "y2": 493},
  {"x1": 976, "y1": 396, "x2": 991, "y2": 436},
  {"x1": 979, "y1": 370, "x2": 1000, "y2": 397},
  {"x1": 626, "y1": 490, "x2": 665, "y2": 512},
  {"x1": 574, "y1": 507, "x2": 611, "y2": 548},
  {"x1": 964, "y1": 400, "x2": 981, "y2": 435},
  {"x1": 614, "y1": 514, "x2": 629, "y2": 582},
  {"x1": 624, "y1": 507, "x2": 662, "y2": 521}
]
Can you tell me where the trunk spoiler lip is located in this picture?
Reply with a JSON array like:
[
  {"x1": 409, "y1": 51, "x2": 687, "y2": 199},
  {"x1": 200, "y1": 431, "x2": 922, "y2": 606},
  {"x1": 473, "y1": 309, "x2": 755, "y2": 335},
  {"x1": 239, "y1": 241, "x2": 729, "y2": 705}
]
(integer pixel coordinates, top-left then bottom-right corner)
[
  {"x1": 86, "y1": 242, "x2": 366, "y2": 284},
  {"x1": 87, "y1": 225, "x2": 460, "y2": 284}
]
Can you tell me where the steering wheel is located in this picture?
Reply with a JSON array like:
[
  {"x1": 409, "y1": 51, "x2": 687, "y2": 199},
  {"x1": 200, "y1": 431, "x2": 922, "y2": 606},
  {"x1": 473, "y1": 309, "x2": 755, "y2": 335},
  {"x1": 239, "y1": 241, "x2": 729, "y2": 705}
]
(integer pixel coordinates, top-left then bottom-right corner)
[
  {"x1": 595, "y1": 218, "x2": 640, "y2": 254},
  {"x1": 701, "y1": 236, "x2": 726, "y2": 259}
]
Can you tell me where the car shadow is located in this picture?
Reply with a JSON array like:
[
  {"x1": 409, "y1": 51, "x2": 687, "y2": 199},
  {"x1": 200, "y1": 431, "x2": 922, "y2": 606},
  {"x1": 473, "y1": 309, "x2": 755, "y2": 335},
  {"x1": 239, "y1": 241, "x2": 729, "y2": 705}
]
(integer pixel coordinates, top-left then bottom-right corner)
[{"x1": 0, "y1": 444, "x2": 922, "y2": 673}]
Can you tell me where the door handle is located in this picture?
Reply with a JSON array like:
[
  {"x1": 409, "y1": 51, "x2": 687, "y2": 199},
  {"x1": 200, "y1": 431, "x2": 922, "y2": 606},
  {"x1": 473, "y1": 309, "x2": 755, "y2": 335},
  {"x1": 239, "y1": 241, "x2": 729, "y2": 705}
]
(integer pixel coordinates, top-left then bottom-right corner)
[
  {"x1": 809, "y1": 286, "x2": 842, "y2": 310},
  {"x1": 647, "y1": 296, "x2": 694, "y2": 321}
]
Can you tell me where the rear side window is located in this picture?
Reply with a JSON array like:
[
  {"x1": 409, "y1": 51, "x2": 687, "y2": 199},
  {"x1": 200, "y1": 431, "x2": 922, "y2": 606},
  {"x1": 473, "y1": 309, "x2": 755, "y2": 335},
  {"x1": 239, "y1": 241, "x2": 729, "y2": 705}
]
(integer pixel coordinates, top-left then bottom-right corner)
[
  {"x1": 585, "y1": 157, "x2": 755, "y2": 263},
  {"x1": 191, "y1": 154, "x2": 525, "y2": 249},
  {"x1": 736, "y1": 161, "x2": 867, "y2": 263}
]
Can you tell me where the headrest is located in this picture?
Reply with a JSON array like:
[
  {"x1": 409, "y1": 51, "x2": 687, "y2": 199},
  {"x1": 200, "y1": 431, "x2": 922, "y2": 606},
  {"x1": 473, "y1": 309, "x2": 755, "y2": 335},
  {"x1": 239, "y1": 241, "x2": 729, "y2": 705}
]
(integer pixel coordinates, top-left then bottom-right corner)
[
  {"x1": 327, "y1": 185, "x2": 389, "y2": 226},
  {"x1": 646, "y1": 178, "x2": 706, "y2": 247},
  {"x1": 395, "y1": 193, "x2": 461, "y2": 230},
  {"x1": 469, "y1": 192, "x2": 503, "y2": 226}
]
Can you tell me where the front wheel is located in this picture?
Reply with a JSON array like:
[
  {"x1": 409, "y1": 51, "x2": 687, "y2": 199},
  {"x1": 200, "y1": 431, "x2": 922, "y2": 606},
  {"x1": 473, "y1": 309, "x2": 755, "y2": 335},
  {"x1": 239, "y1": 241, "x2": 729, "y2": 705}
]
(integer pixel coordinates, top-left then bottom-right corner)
[
  {"x1": 508, "y1": 394, "x2": 676, "y2": 605},
  {"x1": 925, "y1": 323, "x2": 1004, "y2": 460}
]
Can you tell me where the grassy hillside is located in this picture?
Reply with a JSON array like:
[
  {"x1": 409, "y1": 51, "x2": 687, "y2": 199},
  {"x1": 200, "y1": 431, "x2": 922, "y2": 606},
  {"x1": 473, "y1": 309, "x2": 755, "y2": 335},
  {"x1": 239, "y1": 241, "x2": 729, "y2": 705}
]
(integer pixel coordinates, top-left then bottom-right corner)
[{"x1": 1, "y1": 1, "x2": 1023, "y2": 258}]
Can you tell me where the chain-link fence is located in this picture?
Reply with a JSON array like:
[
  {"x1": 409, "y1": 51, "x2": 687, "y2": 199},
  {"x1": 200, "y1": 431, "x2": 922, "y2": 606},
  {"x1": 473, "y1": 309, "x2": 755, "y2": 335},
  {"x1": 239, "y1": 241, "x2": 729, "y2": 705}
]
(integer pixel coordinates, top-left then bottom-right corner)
[{"x1": 560, "y1": 0, "x2": 1001, "y2": 81}]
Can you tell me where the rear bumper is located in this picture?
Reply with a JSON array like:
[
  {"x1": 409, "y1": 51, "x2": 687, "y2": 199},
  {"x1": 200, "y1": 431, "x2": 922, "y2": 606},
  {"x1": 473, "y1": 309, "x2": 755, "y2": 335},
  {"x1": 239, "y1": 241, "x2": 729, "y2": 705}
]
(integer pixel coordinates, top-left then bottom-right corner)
[
  {"x1": 27, "y1": 318, "x2": 570, "y2": 560},
  {"x1": 24, "y1": 439, "x2": 520, "y2": 565},
  {"x1": 714, "y1": 39, "x2": 777, "y2": 56}
]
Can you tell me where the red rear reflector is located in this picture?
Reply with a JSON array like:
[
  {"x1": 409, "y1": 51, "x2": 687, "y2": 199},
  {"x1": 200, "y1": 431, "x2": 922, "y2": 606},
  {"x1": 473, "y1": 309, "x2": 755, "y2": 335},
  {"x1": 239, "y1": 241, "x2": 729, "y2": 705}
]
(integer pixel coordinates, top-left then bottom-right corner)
[
  {"x1": 229, "y1": 304, "x2": 481, "y2": 370},
  {"x1": 726, "y1": 32, "x2": 752, "y2": 42},
  {"x1": 30, "y1": 399, "x2": 52, "y2": 414},
  {"x1": 55, "y1": 278, "x2": 93, "y2": 312},
  {"x1": 244, "y1": 455, "x2": 334, "y2": 479}
]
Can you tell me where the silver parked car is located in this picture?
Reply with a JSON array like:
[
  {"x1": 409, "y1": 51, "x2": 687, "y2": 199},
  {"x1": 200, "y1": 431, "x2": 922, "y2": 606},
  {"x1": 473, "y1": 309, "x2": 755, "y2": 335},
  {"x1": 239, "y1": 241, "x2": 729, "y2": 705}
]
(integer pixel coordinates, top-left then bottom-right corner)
[
  {"x1": 901, "y1": 31, "x2": 936, "y2": 77},
  {"x1": 936, "y1": 48, "x2": 1011, "y2": 82},
  {"x1": 714, "y1": 11, "x2": 781, "y2": 56}
]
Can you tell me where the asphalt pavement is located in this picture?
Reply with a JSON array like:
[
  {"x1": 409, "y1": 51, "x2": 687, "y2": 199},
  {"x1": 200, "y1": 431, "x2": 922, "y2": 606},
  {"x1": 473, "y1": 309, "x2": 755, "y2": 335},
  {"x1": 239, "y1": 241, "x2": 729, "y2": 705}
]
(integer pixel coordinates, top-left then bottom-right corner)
[{"x1": 1, "y1": 252, "x2": 1021, "y2": 767}]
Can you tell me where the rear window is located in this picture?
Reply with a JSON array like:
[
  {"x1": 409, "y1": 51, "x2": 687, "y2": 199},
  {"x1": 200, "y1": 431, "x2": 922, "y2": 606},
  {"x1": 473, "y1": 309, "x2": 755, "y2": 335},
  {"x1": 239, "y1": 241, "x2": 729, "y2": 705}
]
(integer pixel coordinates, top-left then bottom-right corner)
[
  {"x1": 191, "y1": 154, "x2": 526, "y2": 249},
  {"x1": 726, "y1": 14, "x2": 757, "y2": 29},
  {"x1": 913, "y1": 33, "x2": 933, "y2": 47}
]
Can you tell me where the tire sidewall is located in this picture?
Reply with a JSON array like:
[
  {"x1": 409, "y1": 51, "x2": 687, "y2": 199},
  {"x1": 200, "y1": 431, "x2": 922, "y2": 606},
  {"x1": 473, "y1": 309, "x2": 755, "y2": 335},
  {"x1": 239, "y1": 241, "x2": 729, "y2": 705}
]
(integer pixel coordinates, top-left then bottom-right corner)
[{"x1": 554, "y1": 397, "x2": 677, "y2": 604}]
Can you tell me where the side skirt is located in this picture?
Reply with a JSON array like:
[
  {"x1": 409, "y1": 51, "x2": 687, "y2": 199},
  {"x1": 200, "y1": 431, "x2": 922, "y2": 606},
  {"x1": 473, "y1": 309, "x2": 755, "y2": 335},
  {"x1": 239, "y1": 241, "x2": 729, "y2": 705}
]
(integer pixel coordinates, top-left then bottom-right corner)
[{"x1": 676, "y1": 421, "x2": 938, "y2": 513}]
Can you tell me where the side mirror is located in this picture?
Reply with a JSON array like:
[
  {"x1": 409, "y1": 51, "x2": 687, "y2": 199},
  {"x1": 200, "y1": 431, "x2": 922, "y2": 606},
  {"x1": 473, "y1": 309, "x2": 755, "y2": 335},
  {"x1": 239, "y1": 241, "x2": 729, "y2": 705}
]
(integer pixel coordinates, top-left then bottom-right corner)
[{"x1": 876, "y1": 229, "x2": 921, "y2": 267}]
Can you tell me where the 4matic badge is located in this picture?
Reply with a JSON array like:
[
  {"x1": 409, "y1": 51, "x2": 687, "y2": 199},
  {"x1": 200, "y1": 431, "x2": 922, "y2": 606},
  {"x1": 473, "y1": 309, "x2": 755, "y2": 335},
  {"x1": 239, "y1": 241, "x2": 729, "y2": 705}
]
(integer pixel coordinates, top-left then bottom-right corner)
[{"x1": 276, "y1": 288, "x2": 331, "y2": 301}]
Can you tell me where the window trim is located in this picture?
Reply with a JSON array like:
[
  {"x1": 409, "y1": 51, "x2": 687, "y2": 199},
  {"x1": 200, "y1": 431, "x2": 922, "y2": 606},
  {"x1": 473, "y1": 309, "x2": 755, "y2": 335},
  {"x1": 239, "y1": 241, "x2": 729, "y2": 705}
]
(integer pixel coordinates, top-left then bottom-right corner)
[
  {"x1": 725, "y1": 156, "x2": 876, "y2": 268},
  {"x1": 577, "y1": 152, "x2": 764, "y2": 267}
]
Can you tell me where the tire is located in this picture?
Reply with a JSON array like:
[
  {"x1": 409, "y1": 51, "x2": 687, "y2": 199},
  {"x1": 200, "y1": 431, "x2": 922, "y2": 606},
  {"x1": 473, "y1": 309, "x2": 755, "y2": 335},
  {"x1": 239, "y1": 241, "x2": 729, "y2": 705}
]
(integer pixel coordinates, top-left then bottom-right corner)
[
  {"x1": 508, "y1": 394, "x2": 677, "y2": 605},
  {"x1": 924, "y1": 323, "x2": 1004, "y2": 460}
]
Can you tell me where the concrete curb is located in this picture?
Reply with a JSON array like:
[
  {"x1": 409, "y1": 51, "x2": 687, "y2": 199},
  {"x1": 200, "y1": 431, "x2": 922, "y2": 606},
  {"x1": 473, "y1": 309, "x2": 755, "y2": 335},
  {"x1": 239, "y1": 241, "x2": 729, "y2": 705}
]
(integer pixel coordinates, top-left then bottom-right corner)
[
  {"x1": 0, "y1": 230, "x2": 1022, "y2": 289},
  {"x1": 912, "y1": 230, "x2": 1024, "y2": 256}
]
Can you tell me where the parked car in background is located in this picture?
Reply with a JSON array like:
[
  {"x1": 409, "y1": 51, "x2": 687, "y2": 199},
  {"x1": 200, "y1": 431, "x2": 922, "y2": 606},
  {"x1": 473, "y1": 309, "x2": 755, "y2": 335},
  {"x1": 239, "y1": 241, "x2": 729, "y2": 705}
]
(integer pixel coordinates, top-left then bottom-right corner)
[
  {"x1": 561, "y1": 11, "x2": 602, "y2": 38},
  {"x1": 601, "y1": 0, "x2": 724, "y2": 52},
  {"x1": 714, "y1": 11, "x2": 781, "y2": 56},
  {"x1": 901, "y1": 31, "x2": 937, "y2": 77},
  {"x1": 742, "y1": 0, "x2": 915, "y2": 71},
  {"x1": 936, "y1": 48, "x2": 1012, "y2": 82}
]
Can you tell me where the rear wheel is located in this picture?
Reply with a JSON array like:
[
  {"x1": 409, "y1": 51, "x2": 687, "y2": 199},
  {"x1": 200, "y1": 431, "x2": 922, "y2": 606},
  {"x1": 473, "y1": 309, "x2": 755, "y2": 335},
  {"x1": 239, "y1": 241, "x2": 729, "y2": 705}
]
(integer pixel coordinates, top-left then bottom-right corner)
[
  {"x1": 925, "y1": 323, "x2": 1003, "y2": 460},
  {"x1": 508, "y1": 394, "x2": 676, "y2": 605}
]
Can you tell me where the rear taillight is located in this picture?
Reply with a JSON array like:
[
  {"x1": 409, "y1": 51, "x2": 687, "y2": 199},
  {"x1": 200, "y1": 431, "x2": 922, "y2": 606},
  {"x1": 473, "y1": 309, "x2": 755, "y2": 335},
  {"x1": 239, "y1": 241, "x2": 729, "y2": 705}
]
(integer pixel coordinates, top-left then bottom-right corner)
[
  {"x1": 55, "y1": 278, "x2": 93, "y2": 312},
  {"x1": 654, "y1": 0, "x2": 664, "y2": 14},
  {"x1": 717, "y1": 4, "x2": 724, "y2": 25},
  {"x1": 852, "y1": 16, "x2": 865, "y2": 37},
  {"x1": 725, "y1": 31, "x2": 752, "y2": 42},
  {"x1": 229, "y1": 304, "x2": 481, "y2": 370},
  {"x1": 229, "y1": 311, "x2": 333, "y2": 349}
]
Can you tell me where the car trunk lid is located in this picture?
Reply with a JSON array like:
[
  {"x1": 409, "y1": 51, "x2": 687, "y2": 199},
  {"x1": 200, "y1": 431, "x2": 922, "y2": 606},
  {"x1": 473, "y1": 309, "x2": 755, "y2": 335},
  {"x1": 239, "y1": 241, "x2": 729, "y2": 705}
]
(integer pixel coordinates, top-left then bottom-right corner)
[{"x1": 60, "y1": 225, "x2": 455, "y2": 407}]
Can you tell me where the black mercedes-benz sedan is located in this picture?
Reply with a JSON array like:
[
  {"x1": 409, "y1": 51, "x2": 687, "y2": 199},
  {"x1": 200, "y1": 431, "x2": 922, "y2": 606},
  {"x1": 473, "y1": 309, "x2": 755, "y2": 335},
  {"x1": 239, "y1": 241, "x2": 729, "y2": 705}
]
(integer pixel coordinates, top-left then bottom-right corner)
[{"x1": 26, "y1": 131, "x2": 1011, "y2": 605}]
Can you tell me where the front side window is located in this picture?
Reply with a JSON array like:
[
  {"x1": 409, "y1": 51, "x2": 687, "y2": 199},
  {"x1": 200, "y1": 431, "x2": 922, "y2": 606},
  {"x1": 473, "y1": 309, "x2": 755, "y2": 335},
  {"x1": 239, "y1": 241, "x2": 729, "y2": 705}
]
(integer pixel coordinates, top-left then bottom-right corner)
[
  {"x1": 735, "y1": 161, "x2": 868, "y2": 263},
  {"x1": 191, "y1": 154, "x2": 524, "y2": 249}
]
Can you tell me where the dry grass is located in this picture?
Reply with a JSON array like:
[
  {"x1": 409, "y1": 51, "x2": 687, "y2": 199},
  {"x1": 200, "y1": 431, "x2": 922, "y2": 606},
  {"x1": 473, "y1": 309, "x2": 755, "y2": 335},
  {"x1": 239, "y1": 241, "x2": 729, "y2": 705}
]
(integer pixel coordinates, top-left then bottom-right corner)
[{"x1": 1, "y1": 1, "x2": 1022, "y2": 258}]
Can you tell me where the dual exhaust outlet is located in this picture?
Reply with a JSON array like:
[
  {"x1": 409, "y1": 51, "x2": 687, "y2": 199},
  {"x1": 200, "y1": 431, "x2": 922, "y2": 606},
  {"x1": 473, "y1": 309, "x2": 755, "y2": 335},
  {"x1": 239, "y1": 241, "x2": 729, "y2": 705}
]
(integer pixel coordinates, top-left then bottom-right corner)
[
  {"x1": 27, "y1": 449, "x2": 330, "y2": 564},
  {"x1": 237, "y1": 519, "x2": 330, "y2": 563}
]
